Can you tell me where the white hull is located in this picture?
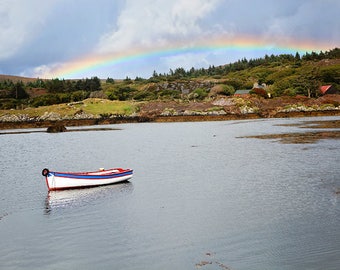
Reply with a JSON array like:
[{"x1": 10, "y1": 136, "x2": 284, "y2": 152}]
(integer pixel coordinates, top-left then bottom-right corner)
[{"x1": 43, "y1": 168, "x2": 133, "y2": 191}]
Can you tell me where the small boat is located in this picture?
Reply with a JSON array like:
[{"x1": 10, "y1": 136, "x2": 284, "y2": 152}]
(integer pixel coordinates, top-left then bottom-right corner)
[{"x1": 42, "y1": 167, "x2": 133, "y2": 191}]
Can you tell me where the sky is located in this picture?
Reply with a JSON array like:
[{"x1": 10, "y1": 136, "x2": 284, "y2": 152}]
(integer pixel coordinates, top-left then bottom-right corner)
[{"x1": 0, "y1": 0, "x2": 339, "y2": 79}]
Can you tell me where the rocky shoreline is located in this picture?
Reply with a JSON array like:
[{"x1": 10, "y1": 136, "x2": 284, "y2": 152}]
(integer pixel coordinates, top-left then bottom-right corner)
[
  {"x1": 1, "y1": 95, "x2": 340, "y2": 130},
  {"x1": 1, "y1": 109, "x2": 339, "y2": 131}
]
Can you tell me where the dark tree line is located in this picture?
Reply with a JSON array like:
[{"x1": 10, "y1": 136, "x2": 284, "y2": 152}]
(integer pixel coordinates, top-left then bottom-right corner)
[
  {"x1": 149, "y1": 48, "x2": 339, "y2": 80},
  {"x1": 0, "y1": 81, "x2": 28, "y2": 99},
  {"x1": 0, "y1": 77, "x2": 101, "y2": 94},
  {"x1": 0, "y1": 77, "x2": 102, "y2": 109},
  {"x1": 44, "y1": 77, "x2": 101, "y2": 93}
]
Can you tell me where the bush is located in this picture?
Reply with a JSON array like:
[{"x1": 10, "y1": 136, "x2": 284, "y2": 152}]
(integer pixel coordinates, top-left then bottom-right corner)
[
  {"x1": 225, "y1": 79, "x2": 243, "y2": 90},
  {"x1": 250, "y1": 88, "x2": 268, "y2": 98},
  {"x1": 106, "y1": 86, "x2": 137, "y2": 101},
  {"x1": 223, "y1": 84, "x2": 235, "y2": 96},
  {"x1": 158, "y1": 89, "x2": 181, "y2": 100},
  {"x1": 271, "y1": 76, "x2": 298, "y2": 97},
  {"x1": 30, "y1": 93, "x2": 74, "y2": 107},
  {"x1": 318, "y1": 65, "x2": 340, "y2": 84},
  {"x1": 188, "y1": 88, "x2": 208, "y2": 100},
  {"x1": 71, "y1": 91, "x2": 89, "y2": 101},
  {"x1": 31, "y1": 95, "x2": 56, "y2": 107},
  {"x1": 209, "y1": 84, "x2": 235, "y2": 97},
  {"x1": 0, "y1": 98, "x2": 19, "y2": 109},
  {"x1": 282, "y1": 88, "x2": 297, "y2": 96},
  {"x1": 133, "y1": 90, "x2": 157, "y2": 101}
]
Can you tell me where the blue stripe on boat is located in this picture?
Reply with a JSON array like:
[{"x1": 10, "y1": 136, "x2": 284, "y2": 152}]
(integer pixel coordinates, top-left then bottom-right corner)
[{"x1": 51, "y1": 171, "x2": 132, "y2": 180}]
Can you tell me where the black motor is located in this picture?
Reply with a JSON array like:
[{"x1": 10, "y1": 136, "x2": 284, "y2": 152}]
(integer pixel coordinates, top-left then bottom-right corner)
[{"x1": 42, "y1": 168, "x2": 49, "y2": 177}]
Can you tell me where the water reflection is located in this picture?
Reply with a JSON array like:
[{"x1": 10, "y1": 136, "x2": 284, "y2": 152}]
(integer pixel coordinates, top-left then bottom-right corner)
[{"x1": 44, "y1": 182, "x2": 133, "y2": 214}]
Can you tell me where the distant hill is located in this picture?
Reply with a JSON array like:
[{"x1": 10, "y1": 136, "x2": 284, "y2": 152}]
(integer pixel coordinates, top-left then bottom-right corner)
[
  {"x1": 0, "y1": 74, "x2": 40, "y2": 83},
  {"x1": 1, "y1": 48, "x2": 339, "y2": 110},
  {"x1": 1, "y1": 48, "x2": 340, "y2": 127}
]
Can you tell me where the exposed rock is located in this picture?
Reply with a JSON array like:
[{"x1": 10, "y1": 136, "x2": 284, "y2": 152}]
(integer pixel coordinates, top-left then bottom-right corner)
[
  {"x1": 73, "y1": 110, "x2": 95, "y2": 119},
  {"x1": 239, "y1": 105, "x2": 258, "y2": 114},
  {"x1": 38, "y1": 112, "x2": 62, "y2": 121},
  {"x1": 195, "y1": 261, "x2": 212, "y2": 268},
  {"x1": 0, "y1": 113, "x2": 35, "y2": 122},
  {"x1": 280, "y1": 104, "x2": 339, "y2": 112},
  {"x1": 212, "y1": 98, "x2": 235, "y2": 106},
  {"x1": 47, "y1": 125, "x2": 67, "y2": 133}
]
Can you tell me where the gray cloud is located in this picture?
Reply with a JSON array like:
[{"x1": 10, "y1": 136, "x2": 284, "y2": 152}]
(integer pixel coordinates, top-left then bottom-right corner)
[
  {"x1": 0, "y1": 0, "x2": 55, "y2": 60},
  {"x1": 0, "y1": 0, "x2": 338, "y2": 78}
]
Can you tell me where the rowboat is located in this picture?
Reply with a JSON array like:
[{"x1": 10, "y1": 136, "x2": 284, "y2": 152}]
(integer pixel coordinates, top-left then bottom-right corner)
[{"x1": 42, "y1": 167, "x2": 133, "y2": 191}]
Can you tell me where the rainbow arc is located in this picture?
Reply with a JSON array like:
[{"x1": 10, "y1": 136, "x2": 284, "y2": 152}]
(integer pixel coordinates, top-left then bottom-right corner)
[{"x1": 41, "y1": 36, "x2": 334, "y2": 79}]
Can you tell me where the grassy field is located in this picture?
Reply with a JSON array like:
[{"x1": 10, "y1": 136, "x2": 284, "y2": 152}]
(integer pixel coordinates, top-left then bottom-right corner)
[
  {"x1": 0, "y1": 98, "x2": 138, "y2": 118},
  {"x1": 75, "y1": 99, "x2": 137, "y2": 116}
]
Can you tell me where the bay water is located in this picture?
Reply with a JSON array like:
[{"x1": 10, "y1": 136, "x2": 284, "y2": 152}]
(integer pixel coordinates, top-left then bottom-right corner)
[{"x1": 0, "y1": 116, "x2": 339, "y2": 270}]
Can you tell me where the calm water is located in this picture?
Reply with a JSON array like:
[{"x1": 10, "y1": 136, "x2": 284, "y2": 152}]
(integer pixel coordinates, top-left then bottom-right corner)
[{"x1": 1, "y1": 116, "x2": 340, "y2": 270}]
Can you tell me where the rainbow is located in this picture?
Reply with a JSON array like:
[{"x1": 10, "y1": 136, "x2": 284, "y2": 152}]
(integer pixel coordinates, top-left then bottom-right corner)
[{"x1": 40, "y1": 35, "x2": 335, "y2": 79}]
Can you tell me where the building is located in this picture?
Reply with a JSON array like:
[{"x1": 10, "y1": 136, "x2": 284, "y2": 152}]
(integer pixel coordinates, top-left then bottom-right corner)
[
  {"x1": 234, "y1": 89, "x2": 251, "y2": 96},
  {"x1": 319, "y1": 85, "x2": 339, "y2": 95}
]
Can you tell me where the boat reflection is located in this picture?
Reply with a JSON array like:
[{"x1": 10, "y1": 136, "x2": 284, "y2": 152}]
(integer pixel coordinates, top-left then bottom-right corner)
[{"x1": 44, "y1": 181, "x2": 133, "y2": 214}]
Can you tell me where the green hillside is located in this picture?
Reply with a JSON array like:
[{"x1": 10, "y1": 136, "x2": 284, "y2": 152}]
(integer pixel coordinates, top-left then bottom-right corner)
[{"x1": 0, "y1": 48, "x2": 339, "y2": 111}]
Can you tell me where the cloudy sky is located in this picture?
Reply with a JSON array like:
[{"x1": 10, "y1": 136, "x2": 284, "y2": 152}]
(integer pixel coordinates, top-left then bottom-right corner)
[{"x1": 0, "y1": 0, "x2": 339, "y2": 79}]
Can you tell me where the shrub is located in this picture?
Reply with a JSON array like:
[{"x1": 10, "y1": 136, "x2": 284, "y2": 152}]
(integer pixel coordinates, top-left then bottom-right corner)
[
  {"x1": 133, "y1": 91, "x2": 157, "y2": 101},
  {"x1": 0, "y1": 98, "x2": 19, "y2": 109},
  {"x1": 189, "y1": 88, "x2": 208, "y2": 100},
  {"x1": 158, "y1": 89, "x2": 181, "y2": 100},
  {"x1": 209, "y1": 84, "x2": 235, "y2": 97},
  {"x1": 30, "y1": 93, "x2": 75, "y2": 107},
  {"x1": 250, "y1": 88, "x2": 268, "y2": 98},
  {"x1": 282, "y1": 88, "x2": 297, "y2": 96},
  {"x1": 106, "y1": 86, "x2": 137, "y2": 101}
]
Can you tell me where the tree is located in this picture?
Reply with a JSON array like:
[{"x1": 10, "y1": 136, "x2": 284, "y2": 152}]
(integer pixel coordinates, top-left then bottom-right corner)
[
  {"x1": 46, "y1": 78, "x2": 65, "y2": 93},
  {"x1": 123, "y1": 76, "x2": 132, "y2": 84},
  {"x1": 294, "y1": 70, "x2": 320, "y2": 98},
  {"x1": 134, "y1": 76, "x2": 145, "y2": 82},
  {"x1": 318, "y1": 66, "x2": 340, "y2": 84},
  {"x1": 295, "y1": 52, "x2": 301, "y2": 61},
  {"x1": 84, "y1": 77, "x2": 101, "y2": 91},
  {"x1": 106, "y1": 77, "x2": 115, "y2": 84},
  {"x1": 152, "y1": 70, "x2": 159, "y2": 77},
  {"x1": 27, "y1": 78, "x2": 45, "y2": 88},
  {"x1": 12, "y1": 82, "x2": 29, "y2": 99},
  {"x1": 75, "y1": 80, "x2": 84, "y2": 90}
]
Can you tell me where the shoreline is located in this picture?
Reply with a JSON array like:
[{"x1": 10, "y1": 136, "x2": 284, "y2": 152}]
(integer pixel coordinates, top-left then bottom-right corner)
[{"x1": 1, "y1": 110, "x2": 339, "y2": 130}]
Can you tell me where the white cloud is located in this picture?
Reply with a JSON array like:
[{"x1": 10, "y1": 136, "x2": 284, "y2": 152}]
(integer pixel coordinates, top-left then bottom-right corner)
[
  {"x1": 0, "y1": 0, "x2": 56, "y2": 60},
  {"x1": 96, "y1": 0, "x2": 221, "y2": 54}
]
